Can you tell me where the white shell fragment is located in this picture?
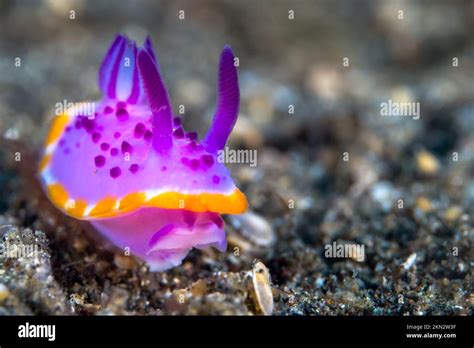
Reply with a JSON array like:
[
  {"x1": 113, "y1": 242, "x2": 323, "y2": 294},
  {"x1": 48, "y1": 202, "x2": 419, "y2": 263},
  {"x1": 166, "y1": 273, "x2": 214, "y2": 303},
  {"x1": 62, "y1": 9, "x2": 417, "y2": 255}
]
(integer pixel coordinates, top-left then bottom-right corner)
[
  {"x1": 402, "y1": 253, "x2": 417, "y2": 270},
  {"x1": 251, "y1": 261, "x2": 274, "y2": 315}
]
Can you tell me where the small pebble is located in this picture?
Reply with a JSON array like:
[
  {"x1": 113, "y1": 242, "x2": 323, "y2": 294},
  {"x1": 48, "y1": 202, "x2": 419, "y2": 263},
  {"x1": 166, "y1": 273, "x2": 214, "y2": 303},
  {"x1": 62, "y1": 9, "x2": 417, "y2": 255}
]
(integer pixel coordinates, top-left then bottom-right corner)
[
  {"x1": 416, "y1": 196, "x2": 433, "y2": 212},
  {"x1": 0, "y1": 284, "x2": 10, "y2": 302},
  {"x1": 114, "y1": 253, "x2": 137, "y2": 270},
  {"x1": 444, "y1": 206, "x2": 462, "y2": 222},
  {"x1": 402, "y1": 253, "x2": 417, "y2": 270},
  {"x1": 416, "y1": 150, "x2": 440, "y2": 176}
]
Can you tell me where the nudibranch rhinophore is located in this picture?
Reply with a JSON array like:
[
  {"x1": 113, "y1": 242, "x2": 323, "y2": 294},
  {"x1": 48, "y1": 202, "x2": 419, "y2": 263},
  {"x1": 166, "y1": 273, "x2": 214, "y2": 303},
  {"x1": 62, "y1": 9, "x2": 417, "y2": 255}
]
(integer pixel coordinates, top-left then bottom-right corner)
[{"x1": 39, "y1": 34, "x2": 248, "y2": 271}]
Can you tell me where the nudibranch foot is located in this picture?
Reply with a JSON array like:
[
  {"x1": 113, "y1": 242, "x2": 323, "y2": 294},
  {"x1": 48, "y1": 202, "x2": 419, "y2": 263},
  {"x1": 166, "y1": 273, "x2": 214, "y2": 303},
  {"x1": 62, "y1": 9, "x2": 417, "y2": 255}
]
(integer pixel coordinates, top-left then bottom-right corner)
[{"x1": 91, "y1": 207, "x2": 226, "y2": 272}]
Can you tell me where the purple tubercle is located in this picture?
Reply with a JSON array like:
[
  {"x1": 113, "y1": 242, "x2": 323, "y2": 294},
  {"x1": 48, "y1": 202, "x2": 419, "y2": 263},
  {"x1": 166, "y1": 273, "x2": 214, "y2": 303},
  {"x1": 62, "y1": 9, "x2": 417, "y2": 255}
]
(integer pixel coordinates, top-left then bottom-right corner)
[
  {"x1": 186, "y1": 140, "x2": 201, "y2": 152},
  {"x1": 84, "y1": 119, "x2": 95, "y2": 133},
  {"x1": 114, "y1": 131, "x2": 121, "y2": 139},
  {"x1": 116, "y1": 108, "x2": 129, "y2": 121},
  {"x1": 134, "y1": 122, "x2": 146, "y2": 138},
  {"x1": 212, "y1": 175, "x2": 220, "y2": 184},
  {"x1": 110, "y1": 148, "x2": 119, "y2": 156},
  {"x1": 137, "y1": 49, "x2": 173, "y2": 153},
  {"x1": 201, "y1": 154, "x2": 214, "y2": 167},
  {"x1": 94, "y1": 155, "x2": 106, "y2": 167},
  {"x1": 202, "y1": 46, "x2": 240, "y2": 153},
  {"x1": 116, "y1": 101, "x2": 127, "y2": 109},
  {"x1": 144, "y1": 129, "x2": 153, "y2": 141},
  {"x1": 190, "y1": 159, "x2": 200, "y2": 170},
  {"x1": 121, "y1": 141, "x2": 133, "y2": 154},
  {"x1": 186, "y1": 132, "x2": 197, "y2": 141},
  {"x1": 100, "y1": 142, "x2": 110, "y2": 151},
  {"x1": 173, "y1": 127, "x2": 184, "y2": 138},
  {"x1": 129, "y1": 163, "x2": 139, "y2": 173},
  {"x1": 92, "y1": 132, "x2": 101, "y2": 143},
  {"x1": 110, "y1": 166, "x2": 121, "y2": 178}
]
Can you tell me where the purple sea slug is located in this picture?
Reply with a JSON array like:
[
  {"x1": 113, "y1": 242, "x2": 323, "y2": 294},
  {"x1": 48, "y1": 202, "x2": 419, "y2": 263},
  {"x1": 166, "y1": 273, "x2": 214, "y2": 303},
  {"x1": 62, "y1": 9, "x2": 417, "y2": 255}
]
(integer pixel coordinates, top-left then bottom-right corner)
[{"x1": 39, "y1": 34, "x2": 248, "y2": 271}]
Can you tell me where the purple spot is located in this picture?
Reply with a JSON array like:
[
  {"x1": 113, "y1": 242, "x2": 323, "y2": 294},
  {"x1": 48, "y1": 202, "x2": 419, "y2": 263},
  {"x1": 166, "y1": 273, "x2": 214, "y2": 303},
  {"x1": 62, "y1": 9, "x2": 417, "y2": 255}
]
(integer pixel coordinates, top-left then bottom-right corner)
[
  {"x1": 104, "y1": 106, "x2": 113, "y2": 114},
  {"x1": 114, "y1": 131, "x2": 121, "y2": 139},
  {"x1": 116, "y1": 101, "x2": 127, "y2": 110},
  {"x1": 129, "y1": 163, "x2": 139, "y2": 173},
  {"x1": 63, "y1": 148, "x2": 70, "y2": 155},
  {"x1": 144, "y1": 130, "x2": 152, "y2": 142},
  {"x1": 201, "y1": 154, "x2": 214, "y2": 167},
  {"x1": 190, "y1": 159, "x2": 200, "y2": 170},
  {"x1": 212, "y1": 175, "x2": 220, "y2": 184},
  {"x1": 75, "y1": 120, "x2": 82, "y2": 129},
  {"x1": 110, "y1": 148, "x2": 119, "y2": 156},
  {"x1": 75, "y1": 142, "x2": 80, "y2": 148},
  {"x1": 186, "y1": 132, "x2": 197, "y2": 140},
  {"x1": 59, "y1": 139, "x2": 65, "y2": 147},
  {"x1": 94, "y1": 155, "x2": 106, "y2": 167},
  {"x1": 121, "y1": 141, "x2": 133, "y2": 154},
  {"x1": 134, "y1": 122, "x2": 146, "y2": 138},
  {"x1": 84, "y1": 119, "x2": 95, "y2": 133},
  {"x1": 161, "y1": 166, "x2": 167, "y2": 171},
  {"x1": 100, "y1": 142, "x2": 110, "y2": 151},
  {"x1": 186, "y1": 140, "x2": 199, "y2": 151},
  {"x1": 92, "y1": 132, "x2": 101, "y2": 143},
  {"x1": 173, "y1": 127, "x2": 184, "y2": 138},
  {"x1": 181, "y1": 157, "x2": 189, "y2": 166},
  {"x1": 173, "y1": 117, "x2": 182, "y2": 127},
  {"x1": 110, "y1": 166, "x2": 121, "y2": 178},
  {"x1": 116, "y1": 108, "x2": 129, "y2": 122},
  {"x1": 65, "y1": 126, "x2": 72, "y2": 132}
]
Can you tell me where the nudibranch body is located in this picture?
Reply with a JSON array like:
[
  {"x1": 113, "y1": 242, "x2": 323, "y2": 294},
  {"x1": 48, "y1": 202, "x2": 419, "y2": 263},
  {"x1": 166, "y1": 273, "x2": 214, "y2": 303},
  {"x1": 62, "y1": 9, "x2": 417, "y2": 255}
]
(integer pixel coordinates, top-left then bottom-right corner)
[{"x1": 39, "y1": 34, "x2": 247, "y2": 271}]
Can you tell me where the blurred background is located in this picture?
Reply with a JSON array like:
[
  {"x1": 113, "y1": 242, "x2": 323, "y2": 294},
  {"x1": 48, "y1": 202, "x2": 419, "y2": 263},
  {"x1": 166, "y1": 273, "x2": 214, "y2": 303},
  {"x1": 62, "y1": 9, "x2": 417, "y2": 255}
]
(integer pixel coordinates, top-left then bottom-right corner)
[{"x1": 0, "y1": 0, "x2": 473, "y2": 315}]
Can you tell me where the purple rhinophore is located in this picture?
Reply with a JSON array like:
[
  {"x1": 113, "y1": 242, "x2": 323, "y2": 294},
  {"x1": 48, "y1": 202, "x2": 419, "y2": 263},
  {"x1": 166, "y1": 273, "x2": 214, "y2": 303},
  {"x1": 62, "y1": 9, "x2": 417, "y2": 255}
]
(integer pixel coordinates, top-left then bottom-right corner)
[{"x1": 201, "y1": 46, "x2": 240, "y2": 153}]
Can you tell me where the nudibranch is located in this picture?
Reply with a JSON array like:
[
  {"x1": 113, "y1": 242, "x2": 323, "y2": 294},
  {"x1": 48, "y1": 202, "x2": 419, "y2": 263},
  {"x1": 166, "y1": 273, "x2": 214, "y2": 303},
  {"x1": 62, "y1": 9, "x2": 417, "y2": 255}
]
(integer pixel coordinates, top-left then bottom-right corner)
[{"x1": 39, "y1": 34, "x2": 247, "y2": 271}]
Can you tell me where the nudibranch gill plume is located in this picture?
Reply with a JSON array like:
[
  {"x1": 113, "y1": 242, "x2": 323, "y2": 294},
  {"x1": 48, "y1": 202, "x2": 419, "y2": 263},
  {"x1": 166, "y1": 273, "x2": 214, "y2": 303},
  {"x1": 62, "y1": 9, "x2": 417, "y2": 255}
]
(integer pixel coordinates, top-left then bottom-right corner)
[{"x1": 39, "y1": 34, "x2": 248, "y2": 271}]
